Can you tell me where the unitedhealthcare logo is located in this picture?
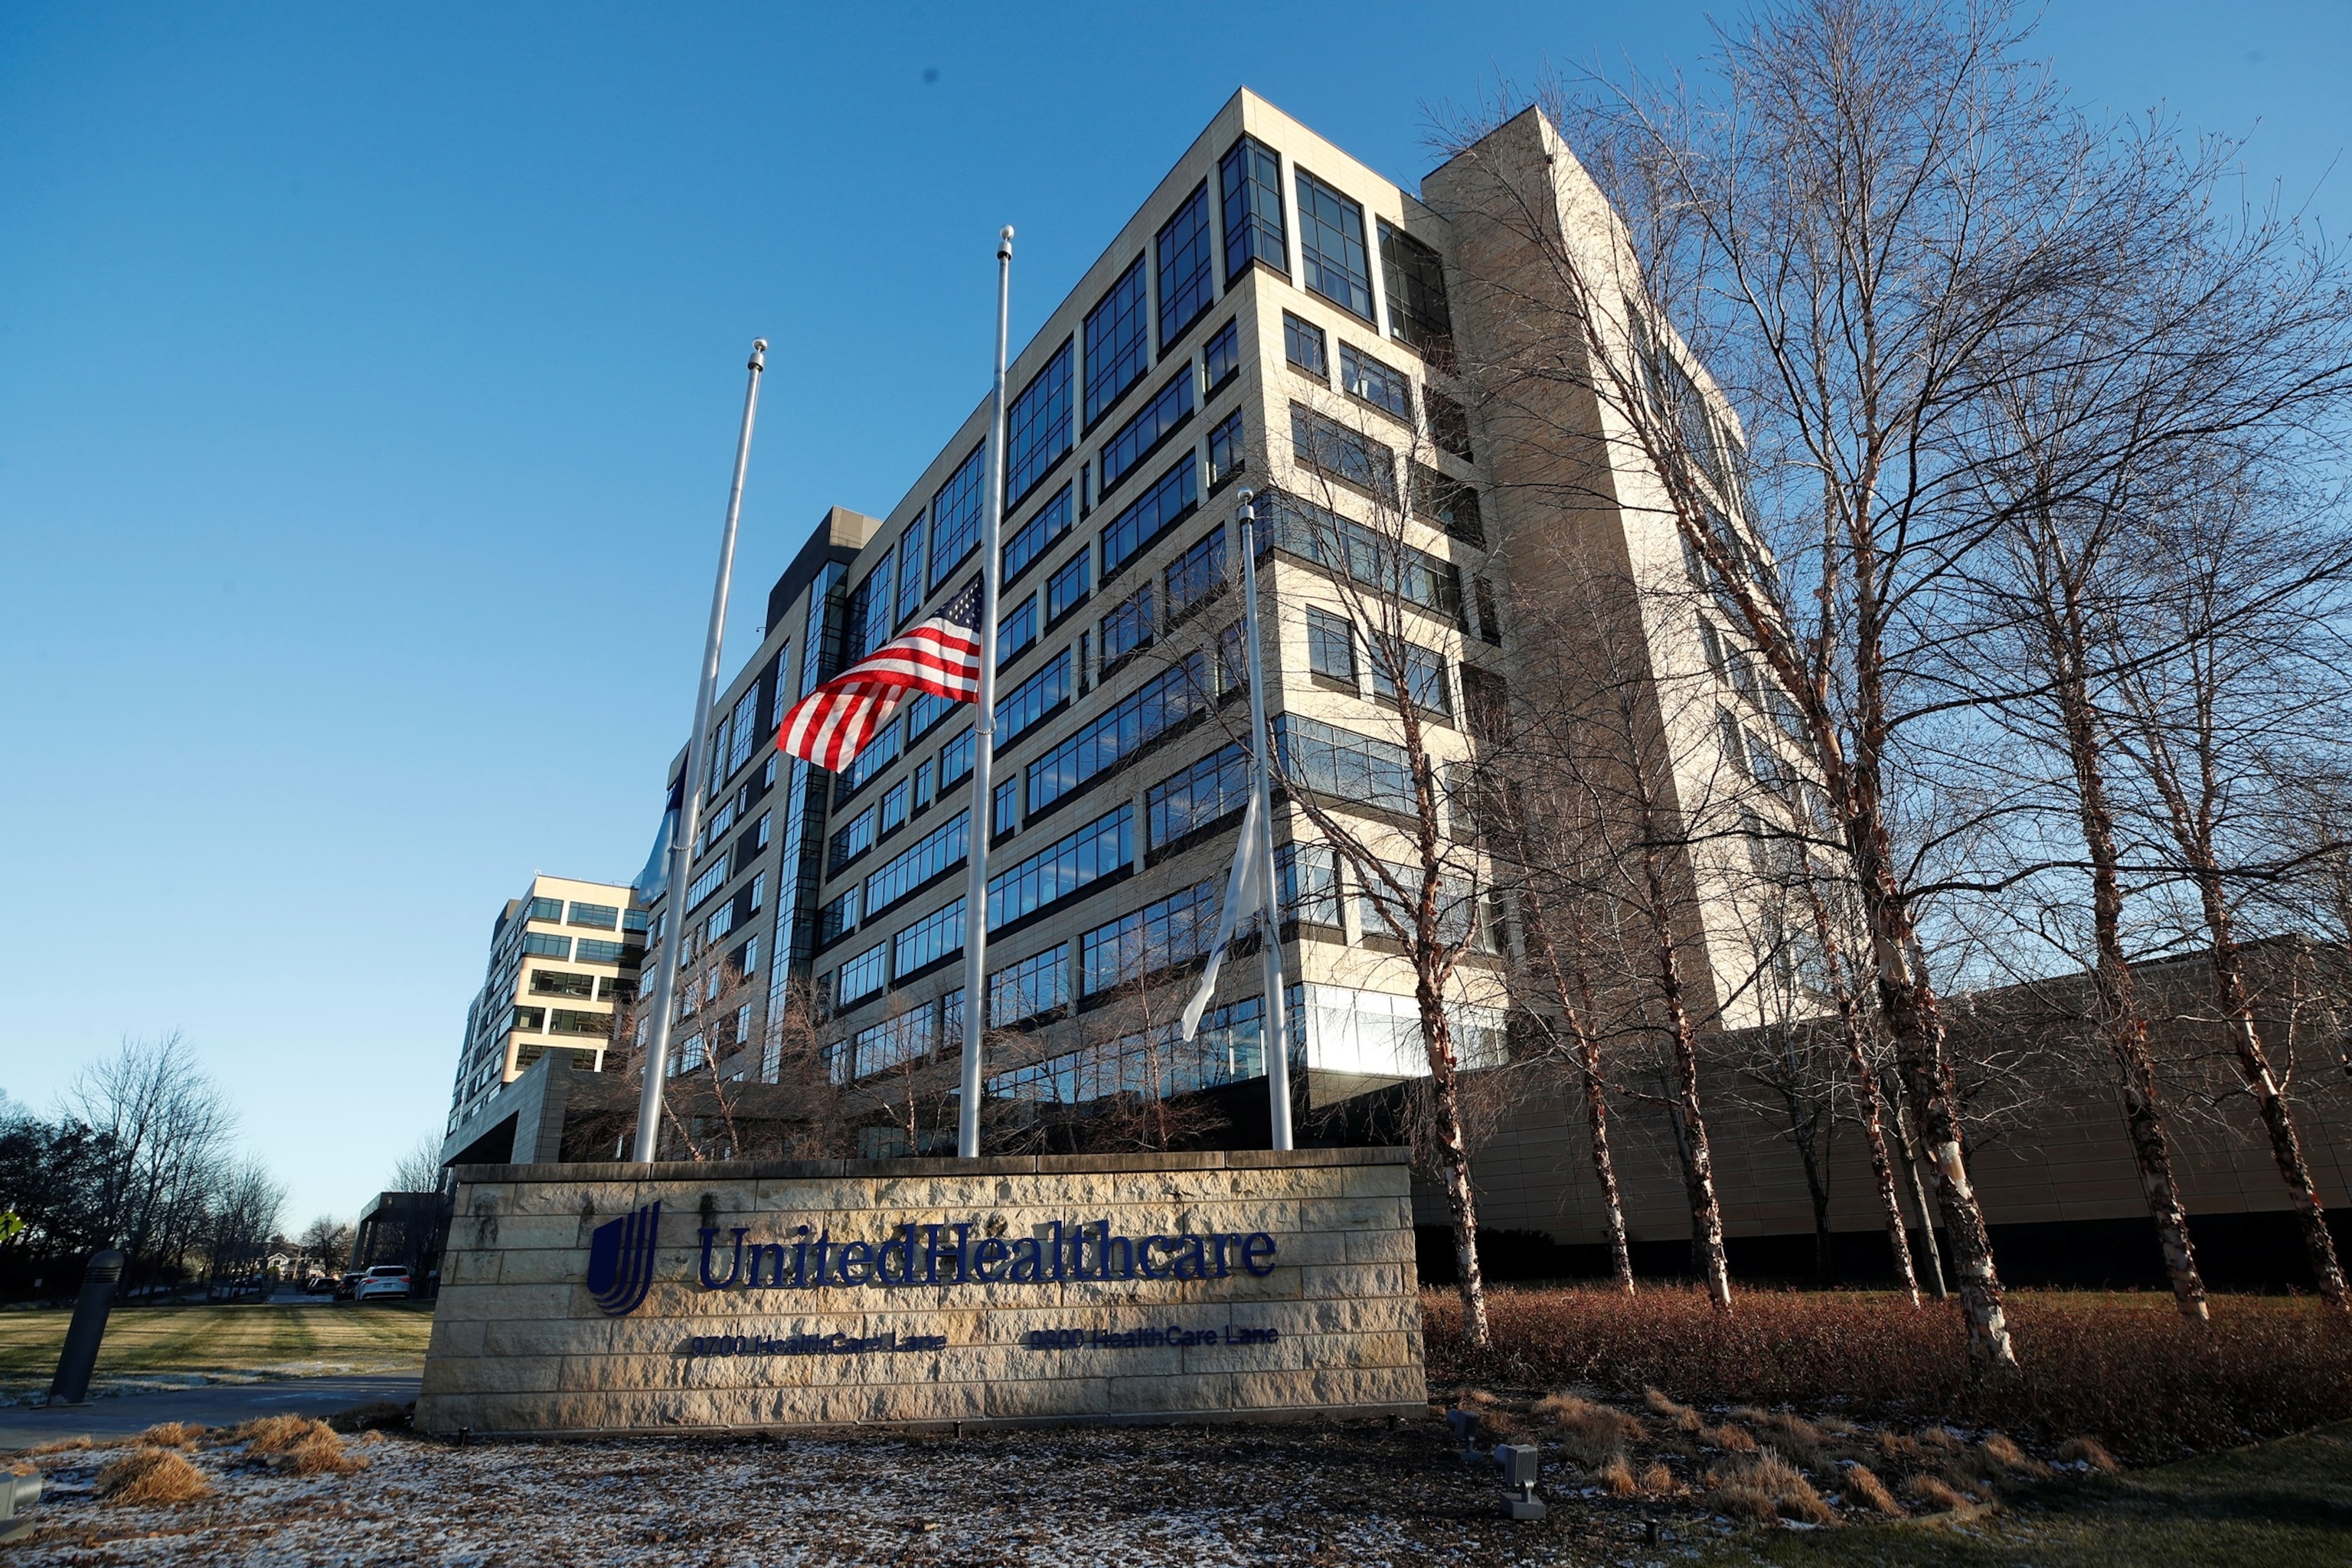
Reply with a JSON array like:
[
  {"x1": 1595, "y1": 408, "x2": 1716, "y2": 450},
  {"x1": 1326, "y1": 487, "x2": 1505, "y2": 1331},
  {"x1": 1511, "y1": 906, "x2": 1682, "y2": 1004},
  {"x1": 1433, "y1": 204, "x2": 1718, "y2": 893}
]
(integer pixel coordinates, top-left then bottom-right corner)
[{"x1": 585, "y1": 1201, "x2": 661, "y2": 1317}]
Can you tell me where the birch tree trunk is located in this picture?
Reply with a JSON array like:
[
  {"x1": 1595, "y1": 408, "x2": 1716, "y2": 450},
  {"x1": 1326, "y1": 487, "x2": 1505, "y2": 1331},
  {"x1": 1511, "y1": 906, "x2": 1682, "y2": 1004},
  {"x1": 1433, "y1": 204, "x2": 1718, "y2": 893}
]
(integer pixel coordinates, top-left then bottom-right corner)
[{"x1": 1520, "y1": 887, "x2": 1637, "y2": 1293}]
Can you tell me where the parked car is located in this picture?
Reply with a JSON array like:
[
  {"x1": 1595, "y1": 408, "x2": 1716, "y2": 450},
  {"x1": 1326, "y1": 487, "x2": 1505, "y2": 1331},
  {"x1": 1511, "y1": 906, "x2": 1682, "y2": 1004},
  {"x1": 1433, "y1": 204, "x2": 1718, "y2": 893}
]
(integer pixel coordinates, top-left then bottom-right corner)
[
  {"x1": 302, "y1": 1274, "x2": 335, "y2": 1295},
  {"x1": 354, "y1": 1265, "x2": 412, "y2": 1302},
  {"x1": 333, "y1": 1272, "x2": 364, "y2": 1302}
]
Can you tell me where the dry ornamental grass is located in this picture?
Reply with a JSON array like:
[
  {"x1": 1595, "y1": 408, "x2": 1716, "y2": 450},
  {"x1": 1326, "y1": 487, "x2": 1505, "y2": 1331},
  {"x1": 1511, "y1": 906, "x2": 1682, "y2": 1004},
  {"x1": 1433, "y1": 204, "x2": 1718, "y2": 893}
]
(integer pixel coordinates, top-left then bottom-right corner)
[
  {"x1": 96, "y1": 1446, "x2": 211, "y2": 1505},
  {"x1": 1428, "y1": 1285, "x2": 2352, "y2": 1461}
]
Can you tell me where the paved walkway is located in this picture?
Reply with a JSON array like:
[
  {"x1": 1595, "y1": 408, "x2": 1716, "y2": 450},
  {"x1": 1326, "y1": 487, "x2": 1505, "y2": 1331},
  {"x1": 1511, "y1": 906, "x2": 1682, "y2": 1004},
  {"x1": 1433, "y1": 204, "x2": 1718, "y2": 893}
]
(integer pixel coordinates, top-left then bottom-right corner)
[{"x1": 0, "y1": 1371, "x2": 421, "y2": 1452}]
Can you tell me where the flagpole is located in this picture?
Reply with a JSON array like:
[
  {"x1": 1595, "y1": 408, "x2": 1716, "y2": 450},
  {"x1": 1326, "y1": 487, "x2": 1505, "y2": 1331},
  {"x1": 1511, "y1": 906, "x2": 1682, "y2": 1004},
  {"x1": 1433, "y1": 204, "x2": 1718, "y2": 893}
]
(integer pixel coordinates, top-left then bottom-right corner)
[
  {"x1": 632, "y1": 338, "x2": 767, "y2": 1165},
  {"x1": 957, "y1": 227, "x2": 1014, "y2": 1160},
  {"x1": 1236, "y1": 489, "x2": 1294, "y2": 1151}
]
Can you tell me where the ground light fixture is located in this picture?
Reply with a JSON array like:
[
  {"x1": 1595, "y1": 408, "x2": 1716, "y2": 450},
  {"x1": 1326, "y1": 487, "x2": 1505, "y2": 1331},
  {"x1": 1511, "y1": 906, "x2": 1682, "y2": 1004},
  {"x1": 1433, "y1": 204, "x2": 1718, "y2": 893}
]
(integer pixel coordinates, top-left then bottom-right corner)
[
  {"x1": 1494, "y1": 1443, "x2": 1547, "y2": 1521},
  {"x1": 0, "y1": 1468, "x2": 42, "y2": 1544}
]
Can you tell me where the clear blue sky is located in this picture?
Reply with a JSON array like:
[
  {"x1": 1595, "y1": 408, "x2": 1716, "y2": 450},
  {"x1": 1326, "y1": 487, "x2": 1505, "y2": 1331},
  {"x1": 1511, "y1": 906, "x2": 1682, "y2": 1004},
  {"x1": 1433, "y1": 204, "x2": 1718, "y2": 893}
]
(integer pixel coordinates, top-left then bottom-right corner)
[{"x1": 2, "y1": 2, "x2": 2344, "y2": 1231}]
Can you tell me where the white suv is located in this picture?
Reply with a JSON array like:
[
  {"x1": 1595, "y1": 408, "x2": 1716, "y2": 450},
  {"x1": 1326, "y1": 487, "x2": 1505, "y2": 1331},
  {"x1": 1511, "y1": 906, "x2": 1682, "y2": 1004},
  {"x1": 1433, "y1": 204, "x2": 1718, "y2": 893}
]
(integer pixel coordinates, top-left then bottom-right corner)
[{"x1": 354, "y1": 1265, "x2": 412, "y2": 1302}]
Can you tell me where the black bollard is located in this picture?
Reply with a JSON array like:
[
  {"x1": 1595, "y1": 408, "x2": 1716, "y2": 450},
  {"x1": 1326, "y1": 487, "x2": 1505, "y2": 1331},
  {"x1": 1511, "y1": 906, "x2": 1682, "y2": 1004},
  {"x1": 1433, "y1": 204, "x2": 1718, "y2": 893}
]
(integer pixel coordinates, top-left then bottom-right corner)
[{"x1": 47, "y1": 1249, "x2": 126, "y2": 1406}]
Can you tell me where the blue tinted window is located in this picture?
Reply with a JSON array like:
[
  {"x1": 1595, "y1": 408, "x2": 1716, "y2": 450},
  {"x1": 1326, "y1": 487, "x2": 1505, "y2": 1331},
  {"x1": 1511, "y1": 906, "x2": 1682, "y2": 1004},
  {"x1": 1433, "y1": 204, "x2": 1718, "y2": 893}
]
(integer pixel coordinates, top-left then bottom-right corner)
[
  {"x1": 1100, "y1": 583, "x2": 1153, "y2": 671},
  {"x1": 987, "y1": 805, "x2": 1133, "y2": 929},
  {"x1": 1147, "y1": 742, "x2": 1250, "y2": 848},
  {"x1": 895, "y1": 516, "x2": 926, "y2": 625},
  {"x1": 836, "y1": 942, "x2": 887, "y2": 1007},
  {"x1": 995, "y1": 648, "x2": 1072, "y2": 745},
  {"x1": 1047, "y1": 551, "x2": 1089, "y2": 623},
  {"x1": 1083, "y1": 256, "x2": 1149, "y2": 427},
  {"x1": 1207, "y1": 409, "x2": 1246, "y2": 489},
  {"x1": 1098, "y1": 371, "x2": 1194, "y2": 498},
  {"x1": 1004, "y1": 338, "x2": 1073, "y2": 508},
  {"x1": 1165, "y1": 526, "x2": 1227, "y2": 619},
  {"x1": 1273, "y1": 713, "x2": 1414, "y2": 814},
  {"x1": 845, "y1": 550, "x2": 893, "y2": 664},
  {"x1": 862, "y1": 809, "x2": 969, "y2": 916},
  {"x1": 1080, "y1": 880, "x2": 1217, "y2": 996},
  {"x1": 1203, "y1": 318, "x2": 1240, "y2": 394},
  {"x1": 1282, "y1": 312, "x2": 1328, "y2": 381},
  {"x1": 893, "y1": 898, "x2": 964, "y2": 978},
  {"x1": 1341, "y1": 341, "x2": 1412, "y2": 422},
  {"x1": 1099, "y1": 457, "x2": 1199, "y2": 578},
  {"x1": 940, "y1": 727, "x2": 974, "y2": 787},
  {"x1": 1295, "y1": 168, "x2": 1374, "y2": 320},
  {"x1": 997, "y1": 593, "x2": 1037, "y2": 665},
  {"x1": 1003, "y1": 483, "x2": 1072, "y2": 585},
  {"x1": 1027, "y1": 655, "x2": 1210, "y2": 814},
  {"x1": 988, "y1": 944, "x2": 1068, "y2": 1027},
  {"x1": 929, "y1": 444, "x2": 985, "y2": 589},
  {"x1": 1220, "y1": 136, "x2": 1286, "y2": 283},
  {"x1": 1156, "y1": 182, "x2": 1214, "y2": 352}
]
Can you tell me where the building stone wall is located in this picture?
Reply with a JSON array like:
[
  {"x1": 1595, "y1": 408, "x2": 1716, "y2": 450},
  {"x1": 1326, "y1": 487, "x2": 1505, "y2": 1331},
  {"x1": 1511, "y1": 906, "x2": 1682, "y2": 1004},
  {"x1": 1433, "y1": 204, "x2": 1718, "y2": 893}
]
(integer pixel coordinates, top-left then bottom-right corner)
[{"x1": 417, "y1": 1147, "x2": 1425, "y2": 1436}]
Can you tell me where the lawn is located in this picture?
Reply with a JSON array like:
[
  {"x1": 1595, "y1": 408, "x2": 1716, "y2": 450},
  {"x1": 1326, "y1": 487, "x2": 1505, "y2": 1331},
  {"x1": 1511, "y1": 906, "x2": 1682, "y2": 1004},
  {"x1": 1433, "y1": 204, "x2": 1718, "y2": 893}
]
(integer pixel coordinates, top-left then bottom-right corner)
[
  {"x1": 1707, "y1": 1419, "x2": 2352, "y2": 1568},
  {"x1": 0, "y1": 1301, "x2": 433, "y2": 1400}
]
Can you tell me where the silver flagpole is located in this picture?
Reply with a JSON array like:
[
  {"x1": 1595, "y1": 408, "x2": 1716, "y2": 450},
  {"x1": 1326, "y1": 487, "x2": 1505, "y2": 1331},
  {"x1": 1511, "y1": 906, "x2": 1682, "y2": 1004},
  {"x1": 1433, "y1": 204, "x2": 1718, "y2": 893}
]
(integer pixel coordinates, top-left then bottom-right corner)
[
  {"x1": 1236, "y1": 489, "x2": 1294, "y2": 1151},
  {"x1": 957, "y1": 227, "x2": 1014, "y2": 1160},
  {"x1": 632, "y1": 338, "x2": 767, "y2": 1165}
]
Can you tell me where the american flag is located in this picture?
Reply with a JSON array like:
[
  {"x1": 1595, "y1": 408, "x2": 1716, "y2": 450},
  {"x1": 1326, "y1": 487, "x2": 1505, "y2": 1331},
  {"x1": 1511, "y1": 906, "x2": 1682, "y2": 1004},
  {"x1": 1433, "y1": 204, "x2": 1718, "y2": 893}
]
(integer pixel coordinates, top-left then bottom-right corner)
[{"x1": 776, "y1": 577, "x2": 984, "y2": 773}]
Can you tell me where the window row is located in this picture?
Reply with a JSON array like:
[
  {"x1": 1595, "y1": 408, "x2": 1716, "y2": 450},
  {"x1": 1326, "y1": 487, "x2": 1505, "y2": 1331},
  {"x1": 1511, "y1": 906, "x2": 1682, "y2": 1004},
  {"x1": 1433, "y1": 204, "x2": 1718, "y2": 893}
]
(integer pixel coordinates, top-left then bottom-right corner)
[{"x1": 524, "y1": 896, "x2": 635, "y2": 932}]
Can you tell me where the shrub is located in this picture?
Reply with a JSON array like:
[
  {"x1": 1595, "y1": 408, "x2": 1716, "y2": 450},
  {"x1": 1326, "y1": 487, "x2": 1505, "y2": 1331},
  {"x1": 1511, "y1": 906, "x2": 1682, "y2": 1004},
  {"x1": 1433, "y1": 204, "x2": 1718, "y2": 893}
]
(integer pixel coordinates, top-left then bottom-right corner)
[
  {"x1": 234, "y1": 1414, "x2": 365, "y2": 1476},
  {"x1": 1534, "y1": 1391, "x2": 1646, "y2": 1466},
  {"x1": 1598, "y1": 1455, "x2": 1639, "y2": 1494},
  {"x1": 1638, "y1": 1460, "x2": 1675, "y2": 1493},
  {"x1": 1842, "y1": 1462, "x2": 1905, "y2": 1516},
  {"x1": 1906, "y1": 1473, "x2": 1969, "y2": 1512},
  {"x1": 1425, "y1": 1285, "x2": 2352, "y2": 1461},
  {"x1": 2057, "y1": 1436, "x2": 2122, "y2": 1472},
  {"x1": 97, "y1": 1447, "x2": 211, "y2": 1505},
  {"x1": 1714, "y1": 1449, "x2": 1833, "y2": 1525},
  {"x1": 135, "y1": 1422, "x2": 200, "y2": 1449}
]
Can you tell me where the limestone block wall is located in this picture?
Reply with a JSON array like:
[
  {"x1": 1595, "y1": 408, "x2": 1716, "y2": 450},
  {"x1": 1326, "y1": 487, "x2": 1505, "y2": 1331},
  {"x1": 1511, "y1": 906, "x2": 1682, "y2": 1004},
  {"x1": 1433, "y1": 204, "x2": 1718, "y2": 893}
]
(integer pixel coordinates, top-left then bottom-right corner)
[{"x1": 418, "y1": 1148, "x2": 1426, "y2": 1436}]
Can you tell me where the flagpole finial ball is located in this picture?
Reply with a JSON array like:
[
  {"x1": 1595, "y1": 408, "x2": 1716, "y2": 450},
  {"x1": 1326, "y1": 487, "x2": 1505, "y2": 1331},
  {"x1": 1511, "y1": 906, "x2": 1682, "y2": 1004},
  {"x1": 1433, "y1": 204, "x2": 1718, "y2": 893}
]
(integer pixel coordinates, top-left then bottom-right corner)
[
  {"x1": 753, "y1": 339, "x2": 768, "y2": 353},
  {"x1": 1000, "y1": 226, "x2": 1015, "y2": 241}
]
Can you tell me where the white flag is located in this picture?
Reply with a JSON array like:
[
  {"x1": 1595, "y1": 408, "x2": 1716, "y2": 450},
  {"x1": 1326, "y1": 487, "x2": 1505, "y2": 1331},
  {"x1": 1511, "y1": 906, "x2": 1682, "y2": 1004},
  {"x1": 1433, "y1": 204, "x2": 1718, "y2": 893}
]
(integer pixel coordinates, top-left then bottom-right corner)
[{"x1": 1178, "y1": 790, "x2": 1265, "y2": 1043}]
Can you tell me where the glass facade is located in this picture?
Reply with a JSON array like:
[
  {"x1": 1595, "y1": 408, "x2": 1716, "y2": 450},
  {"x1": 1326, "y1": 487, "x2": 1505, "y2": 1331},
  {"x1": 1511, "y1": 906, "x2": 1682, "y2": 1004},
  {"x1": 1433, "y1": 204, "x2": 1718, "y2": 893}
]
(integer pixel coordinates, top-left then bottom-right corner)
[
  {"x1": 1026, "y1": 656, "x2": 1208, "y2": 813},
  {"x1": 1295, "y1": 167, "x2": 1373, "y2": 320},
  {"x1": 1146, "y1": 743, "x2": 1249, "y2": 848},
  {"x1": 1083, "y1": 256, "x2": 1149, "y2": 427},
  {"x1": 1004, "y1": 338, "x2": 1073, "y2": 508},
  {"x1": 1099, "y1": 583, "x2": 1153, "y2": 670},
  {"x1": 1377, "y1": 219, "x2": 1452, "y2": 353},
  {"x1": 1098, "y1": 371, "x2": 1194, "y2": 497},
  {"x1": 1282, "y1": 312, "x2": 1328, "y2": 381},
  {"x1": 1164, "y1": 526, "x2": 1227, "y2": 618},
  {"x1": 1219, "y1": 135, "x2": 1286, "y2": 283},
  {"x1": 1207, "y1": 408, "x2": 1246, "y2": 489},
  {"x1": 1155, "y1": 181, "x2": 1214, "y2": 351},
  {"x1": 1341, "y1": 341, "x2": 1412, "y2": 422},
  {"x1": 1080, "y1": 880, "x2": 1217, "y2": 996},
  {"x1": 986, "y1": 804, "x2": 1132, "y2": 930},
  {"x1": 1003, "y1": 483, "x2": 1072, "y2": 585},
  {"x1": 1099, "y1": 456, "x2": 1198, "y2": 577},
  {"x1": 929, "y1": 444, "x2": 985, "y2": 590},
  {"x1": 1203, "y1": 318, "x2": 1240, "y2": 393}
]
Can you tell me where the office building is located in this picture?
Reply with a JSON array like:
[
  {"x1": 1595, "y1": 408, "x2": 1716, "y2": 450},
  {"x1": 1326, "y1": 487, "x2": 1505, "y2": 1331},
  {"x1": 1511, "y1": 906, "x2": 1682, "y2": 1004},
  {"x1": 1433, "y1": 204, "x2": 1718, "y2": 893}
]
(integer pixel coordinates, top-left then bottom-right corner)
[
  {"x1": 443, "y1": 874, "x2": 645, "y2": 1163},
  {"x1": 632, "y1": 90, "x2": 1771, "y2": 1156}
]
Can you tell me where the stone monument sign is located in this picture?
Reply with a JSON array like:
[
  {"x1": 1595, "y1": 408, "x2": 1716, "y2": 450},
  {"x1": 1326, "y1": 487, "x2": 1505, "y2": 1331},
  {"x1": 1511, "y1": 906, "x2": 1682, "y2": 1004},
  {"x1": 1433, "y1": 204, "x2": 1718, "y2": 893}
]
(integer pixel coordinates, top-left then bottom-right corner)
[{"x1": 416, "y1": 1147, "x2": 1425, "y2": 1435}]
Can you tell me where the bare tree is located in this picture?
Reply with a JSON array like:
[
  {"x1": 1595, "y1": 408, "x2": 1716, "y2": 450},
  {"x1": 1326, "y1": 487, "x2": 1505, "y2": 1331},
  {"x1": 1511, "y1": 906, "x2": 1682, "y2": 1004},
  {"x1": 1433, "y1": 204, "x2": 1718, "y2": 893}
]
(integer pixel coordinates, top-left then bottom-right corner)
[
  {"x1": 2105, "y1": 472, "x2": 2352, "y2": 1312},
  {"x1": 1256, "y1": 396, "x2": 1509, "y2": 1344},
  {"x1": 67, "y1": 1032, "x2": 235, "y2": 1291},
  {"x1": 1420, "y1": 0, "x2": 2251, "y2": 1366},
  {"x1": 299, "y1": 1214, "x2": 353, "y2": 1276},
  {"x1": 388, "y1": 1136, "x2": 445, "y2": 1194}
]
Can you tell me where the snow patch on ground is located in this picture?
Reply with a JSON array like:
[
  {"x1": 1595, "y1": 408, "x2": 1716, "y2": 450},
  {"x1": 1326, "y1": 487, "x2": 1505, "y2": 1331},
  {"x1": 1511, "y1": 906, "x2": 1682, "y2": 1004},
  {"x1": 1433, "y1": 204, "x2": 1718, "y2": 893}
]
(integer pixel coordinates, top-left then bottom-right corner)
[{"x1": 7, "y1": 1423, "x2": 1715, "y2": 1567}]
